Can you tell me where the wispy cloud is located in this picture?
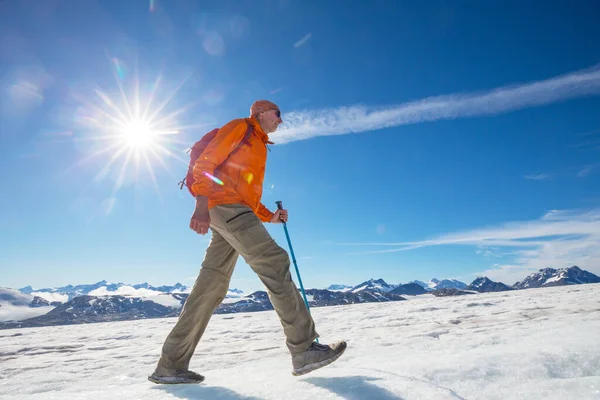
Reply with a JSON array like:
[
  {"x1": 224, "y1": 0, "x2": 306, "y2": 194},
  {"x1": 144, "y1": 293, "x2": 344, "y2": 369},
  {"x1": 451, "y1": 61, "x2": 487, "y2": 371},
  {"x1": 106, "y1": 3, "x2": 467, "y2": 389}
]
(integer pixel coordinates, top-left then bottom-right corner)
[
  {"x1": 270, "y1": 86, "x2": 285, "y2": 95},
  {"x1": 577, "y1": 128, "x2": 600, "y2": 137},
  {"x1": 578, "y1": 166, "x2": 594, "y2": 177},
  {"x1": 524, "y1": 173, "x2": 551, "y2": 180},
  {"x1": 475, "y1": 247, "x2": 502, "y2": 258},
  {"x1": 575, "y1": 162, "x2": 600, "y2": 178},
  {"x1": 523, "y1": 162, "x2": 598, "y2": 181},
  {"x1": 274, "y1": 64, "x2": 600, "y2": 144},
  {"x1": 340, "y1": 208, "x2": 600, "y2": 285},
  {"x1": 568, "y1": 139, "x2": 600, "y2": 149},
  {"x1": 294, "y1": 33, "x2": 312, "y2": 48},
  {"x1": 568, "y1": 129, "x2": 600, "y2": 150}
]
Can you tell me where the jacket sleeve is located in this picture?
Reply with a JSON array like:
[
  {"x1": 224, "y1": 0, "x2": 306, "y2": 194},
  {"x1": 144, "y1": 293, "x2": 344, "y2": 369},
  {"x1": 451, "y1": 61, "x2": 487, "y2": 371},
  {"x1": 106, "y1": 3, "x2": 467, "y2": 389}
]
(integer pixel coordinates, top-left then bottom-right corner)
[
  {"x1": 256, "y1": 202, "x2": 275, "y2": 223},
  {"x1": 191, "y1": 119, "x2": 248, "y2": 197}
]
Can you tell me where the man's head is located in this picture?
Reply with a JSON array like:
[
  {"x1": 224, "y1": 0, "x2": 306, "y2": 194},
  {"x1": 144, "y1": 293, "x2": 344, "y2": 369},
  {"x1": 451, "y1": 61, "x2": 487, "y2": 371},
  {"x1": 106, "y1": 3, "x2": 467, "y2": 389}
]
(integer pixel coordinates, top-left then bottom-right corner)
[{"x1": 250, "y1": 100, "x2": 282, "y2": 134}]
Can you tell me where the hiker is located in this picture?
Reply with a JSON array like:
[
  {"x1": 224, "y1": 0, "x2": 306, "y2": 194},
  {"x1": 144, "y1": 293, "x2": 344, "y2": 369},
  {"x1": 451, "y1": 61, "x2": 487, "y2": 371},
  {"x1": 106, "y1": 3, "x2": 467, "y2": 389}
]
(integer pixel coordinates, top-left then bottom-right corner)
[{"x1": 149, "y1": 100, "x2": 346, "y2": 384}]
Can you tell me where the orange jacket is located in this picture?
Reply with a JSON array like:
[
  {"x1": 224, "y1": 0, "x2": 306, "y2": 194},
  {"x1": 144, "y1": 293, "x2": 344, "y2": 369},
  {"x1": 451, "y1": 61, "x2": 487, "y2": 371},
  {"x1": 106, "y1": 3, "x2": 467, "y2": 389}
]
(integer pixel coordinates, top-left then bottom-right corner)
[{"x1": 191, "y1": 117, "x2": 275, "y2": 222}]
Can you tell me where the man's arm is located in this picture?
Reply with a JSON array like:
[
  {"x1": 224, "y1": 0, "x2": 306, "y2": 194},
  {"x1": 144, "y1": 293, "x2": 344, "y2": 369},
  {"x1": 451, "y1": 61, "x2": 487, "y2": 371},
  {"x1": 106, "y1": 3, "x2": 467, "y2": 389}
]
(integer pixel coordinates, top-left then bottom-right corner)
[
  {"x1": 257, "y1": 203, "x2": 288, "y2": 224},
  {"x1": 191, "y1": 119, "x2": 248, "y2": 197},
  {"x1": 256, "y1": 203, "x2": 275, "y2": 223}
]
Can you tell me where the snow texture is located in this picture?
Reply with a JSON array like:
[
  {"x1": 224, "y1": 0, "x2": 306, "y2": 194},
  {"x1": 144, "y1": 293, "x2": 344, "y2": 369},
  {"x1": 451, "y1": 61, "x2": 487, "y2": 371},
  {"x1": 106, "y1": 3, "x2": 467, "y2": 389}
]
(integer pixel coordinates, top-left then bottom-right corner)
[{"x1": 1, "y1": 284, "x2": 599, "y2": 399}]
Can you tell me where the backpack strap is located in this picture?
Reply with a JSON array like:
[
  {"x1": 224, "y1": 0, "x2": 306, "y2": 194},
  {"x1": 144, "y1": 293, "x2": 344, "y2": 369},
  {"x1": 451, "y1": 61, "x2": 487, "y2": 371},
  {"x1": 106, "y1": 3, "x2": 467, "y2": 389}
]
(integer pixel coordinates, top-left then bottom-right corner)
[{"x1": 220, "y1": 119, "x2": 254, "y2": 165}]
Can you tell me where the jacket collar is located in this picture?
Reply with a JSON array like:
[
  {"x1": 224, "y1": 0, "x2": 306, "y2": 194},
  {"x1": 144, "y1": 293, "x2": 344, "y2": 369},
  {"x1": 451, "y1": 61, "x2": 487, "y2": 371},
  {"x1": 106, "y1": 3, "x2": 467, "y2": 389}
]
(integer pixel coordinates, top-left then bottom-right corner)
[{"x1": 247, "y1": 117, "x2": 275, "y2": 145}]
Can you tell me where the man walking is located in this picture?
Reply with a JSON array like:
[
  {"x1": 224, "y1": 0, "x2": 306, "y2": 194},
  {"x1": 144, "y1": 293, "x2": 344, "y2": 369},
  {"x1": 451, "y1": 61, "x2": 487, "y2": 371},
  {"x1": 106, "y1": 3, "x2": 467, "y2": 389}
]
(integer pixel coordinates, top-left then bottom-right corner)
[{"x1": 149, "y1": 100, "x2": 346, "y2": 384}]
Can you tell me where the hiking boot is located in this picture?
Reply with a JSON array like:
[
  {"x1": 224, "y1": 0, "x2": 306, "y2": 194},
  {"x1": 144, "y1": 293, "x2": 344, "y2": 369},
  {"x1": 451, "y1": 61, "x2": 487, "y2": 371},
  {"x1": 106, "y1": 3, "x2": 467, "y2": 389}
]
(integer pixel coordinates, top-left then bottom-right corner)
[
  {"x1": 291, "y1": 341, "x2": 347, "y2": 376},
  {"x1": 148, "y1": 368, "x2": 205, "y2": 384}
]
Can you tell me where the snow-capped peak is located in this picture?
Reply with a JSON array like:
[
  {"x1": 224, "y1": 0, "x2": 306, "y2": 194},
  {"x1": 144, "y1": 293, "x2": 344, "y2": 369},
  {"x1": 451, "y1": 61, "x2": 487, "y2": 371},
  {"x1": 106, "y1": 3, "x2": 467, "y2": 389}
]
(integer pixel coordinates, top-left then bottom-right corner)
[
  {"x1": 411, "y1": 278, "x2": 467, "y2": 291},
  {"x1": 326, "y1": 284, "x2": 353, "y2": 292},
  {"x1": 513, "y1": 266, "x2": 600, "y2": 289},
  {"x1": 351, "y1": 278, "x2": 397, "y2": 293}
]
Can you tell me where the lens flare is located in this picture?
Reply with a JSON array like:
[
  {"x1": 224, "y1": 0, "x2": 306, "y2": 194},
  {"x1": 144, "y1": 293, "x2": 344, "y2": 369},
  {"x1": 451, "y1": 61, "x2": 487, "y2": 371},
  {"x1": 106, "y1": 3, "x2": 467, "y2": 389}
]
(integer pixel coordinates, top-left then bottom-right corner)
[
  {"x1": 204, "y1": 172, "x2": 223, "y2": 186},
  {"x1": 68, "y1": 56, "x2": 203, "y2": 197},
  {"x1": 243, "y1": 171, "x2": 254, "y2": 184}
]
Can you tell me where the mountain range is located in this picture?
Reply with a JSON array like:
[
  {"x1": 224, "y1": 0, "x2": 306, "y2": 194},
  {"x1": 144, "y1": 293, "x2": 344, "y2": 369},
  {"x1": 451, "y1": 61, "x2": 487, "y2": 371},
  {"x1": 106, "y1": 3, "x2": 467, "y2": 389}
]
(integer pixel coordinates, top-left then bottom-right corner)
[{"x1": 1, "y1": 265, "x2": 598, "y2": 330}]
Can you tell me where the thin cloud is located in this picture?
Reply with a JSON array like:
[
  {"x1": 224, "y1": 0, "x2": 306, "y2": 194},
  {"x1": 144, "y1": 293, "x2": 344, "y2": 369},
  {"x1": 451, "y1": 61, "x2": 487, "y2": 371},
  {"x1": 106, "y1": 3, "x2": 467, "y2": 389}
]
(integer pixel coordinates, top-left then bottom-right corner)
[
  {"x1": 567, "y1": 140, "x2": 600, "y2": 149},
  {"x1": 475, "y1": 247, "x2": 502, "y2": 258},
  {"x1": 294, "y1": 33, "x2": 312, "y2": 48},
  {"x1": 577, "y1": 128, "x2": 600, "y2": 137},
  {"x1": 270, "y1": 86, "x2": 285, "y2": 95},
  {"x1": 567, "y1": 128, "x2": 600, "y2": 149},
  {"x1": 340, "y1": 208, "x2": 600, "y2": 285},
  {"x1": 274, "y1": 64, "x2": 600, "y2": 144},
  {"x1": 524, "y1": 173, "x2": 551, "y2": 180},
  {"x1": 577, "y1": 165, "x2": 594, "y2": 177}
]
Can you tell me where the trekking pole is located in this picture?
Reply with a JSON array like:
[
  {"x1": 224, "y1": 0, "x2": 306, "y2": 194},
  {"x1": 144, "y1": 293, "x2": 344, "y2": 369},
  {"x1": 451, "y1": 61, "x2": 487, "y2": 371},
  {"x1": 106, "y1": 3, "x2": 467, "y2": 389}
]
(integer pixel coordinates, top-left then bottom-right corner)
[{"x1": 275, "y1": 201, "x2": 317, "y2": 339}]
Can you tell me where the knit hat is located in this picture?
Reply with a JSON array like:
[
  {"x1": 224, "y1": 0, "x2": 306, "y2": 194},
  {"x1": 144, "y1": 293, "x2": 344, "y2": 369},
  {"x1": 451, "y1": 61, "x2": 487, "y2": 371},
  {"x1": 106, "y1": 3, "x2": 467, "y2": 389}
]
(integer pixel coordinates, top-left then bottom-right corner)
[{"x1": 250, "y1": 100, "x2": 280, "y2": 117}]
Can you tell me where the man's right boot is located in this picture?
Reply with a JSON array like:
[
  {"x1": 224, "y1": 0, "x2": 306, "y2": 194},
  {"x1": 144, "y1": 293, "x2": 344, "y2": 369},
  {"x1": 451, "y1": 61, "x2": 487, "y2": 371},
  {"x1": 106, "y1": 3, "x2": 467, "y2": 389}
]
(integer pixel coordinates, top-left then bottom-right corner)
[{"x1": 291, "y1": 341, "x2": 347, "y2": 376}]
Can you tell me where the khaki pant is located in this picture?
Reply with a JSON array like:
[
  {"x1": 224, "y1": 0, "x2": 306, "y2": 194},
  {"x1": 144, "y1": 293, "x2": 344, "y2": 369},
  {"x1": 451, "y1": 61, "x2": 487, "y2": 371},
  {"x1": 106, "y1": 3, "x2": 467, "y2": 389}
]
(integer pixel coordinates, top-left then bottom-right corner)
[{"x1": 157, "y1": 204, "x2": 318, "y2": 371}]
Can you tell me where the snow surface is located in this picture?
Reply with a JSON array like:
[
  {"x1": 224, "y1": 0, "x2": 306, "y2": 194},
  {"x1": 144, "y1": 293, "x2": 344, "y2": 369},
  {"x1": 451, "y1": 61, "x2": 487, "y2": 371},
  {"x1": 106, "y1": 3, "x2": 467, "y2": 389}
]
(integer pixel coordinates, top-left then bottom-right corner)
[
  {"x1": 1, "y1": 284, "x2": 599, "y2": 399},
  {"x1": 544, "y1": 275, "x2": 563, "y2": 285}
]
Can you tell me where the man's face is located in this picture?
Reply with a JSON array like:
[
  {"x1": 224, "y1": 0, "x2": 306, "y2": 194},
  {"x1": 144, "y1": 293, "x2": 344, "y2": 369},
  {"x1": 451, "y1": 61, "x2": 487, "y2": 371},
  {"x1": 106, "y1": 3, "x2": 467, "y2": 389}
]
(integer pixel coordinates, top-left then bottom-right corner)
[{"x1": 260, "y1": 108, "x2": 282, "y2": 134}]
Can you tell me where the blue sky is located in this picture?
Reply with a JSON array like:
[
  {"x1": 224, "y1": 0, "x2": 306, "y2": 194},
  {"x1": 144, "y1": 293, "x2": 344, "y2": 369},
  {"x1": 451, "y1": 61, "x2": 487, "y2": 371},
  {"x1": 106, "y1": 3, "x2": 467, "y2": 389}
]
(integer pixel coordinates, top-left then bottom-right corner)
[{"x1": 1, "y1": 0, "x2": 600, "y2": 293}]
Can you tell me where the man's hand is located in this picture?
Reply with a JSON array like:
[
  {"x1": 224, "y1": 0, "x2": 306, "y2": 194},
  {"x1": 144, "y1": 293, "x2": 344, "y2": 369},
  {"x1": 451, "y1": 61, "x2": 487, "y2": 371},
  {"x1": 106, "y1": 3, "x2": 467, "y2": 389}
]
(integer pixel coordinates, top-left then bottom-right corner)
[
  {"x1": 190, "y1": 196, "x2": 210, "y2": 234},
  {"x1": 270, "y1": 208, "x2": 288, "y2": 224}
]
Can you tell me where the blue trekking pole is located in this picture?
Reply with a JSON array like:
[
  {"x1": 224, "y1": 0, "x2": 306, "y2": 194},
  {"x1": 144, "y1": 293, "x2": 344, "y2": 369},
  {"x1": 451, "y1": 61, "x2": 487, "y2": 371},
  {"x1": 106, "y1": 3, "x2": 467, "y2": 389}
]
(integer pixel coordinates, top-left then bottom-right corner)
[{"x1": 276, "y1": 201, "x2": 317, "y2": 342}]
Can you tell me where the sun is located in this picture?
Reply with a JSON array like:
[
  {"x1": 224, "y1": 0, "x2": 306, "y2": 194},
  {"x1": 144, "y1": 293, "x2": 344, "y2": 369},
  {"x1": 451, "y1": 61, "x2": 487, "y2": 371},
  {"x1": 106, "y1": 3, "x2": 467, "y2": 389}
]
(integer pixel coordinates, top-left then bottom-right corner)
[
  {"x1": 120, "y1": 119, "x2": 157, "y2": 149},
  {"x1": 69, "y1": 57, "x2": 204, "y2": 198}
]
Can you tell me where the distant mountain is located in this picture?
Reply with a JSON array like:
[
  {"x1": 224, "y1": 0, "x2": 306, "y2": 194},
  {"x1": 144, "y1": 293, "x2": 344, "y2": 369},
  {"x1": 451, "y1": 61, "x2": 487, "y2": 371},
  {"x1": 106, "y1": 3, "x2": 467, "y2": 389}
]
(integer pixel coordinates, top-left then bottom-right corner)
[
  {"x1": 5, "y1": 267, "x2": 599, "y2": 329},
  {"x1": 389, "y1": 283, "x2": 429, "y2": 296},
  {"x1": 216, "y1": 291, "x2": 274, "y2": 314},
  {"x1": 410, "y1": 280, "x2": 432, "y2": 291},
  {"x1": 306, "y1": 288, "x2": 406, "y2": 306},
  {"x1": 1, "y1": 288, "x2": 35, "y2": 306},
  {"x1": 0, "y1": 295, "x2": 181, "y2": 328},
  {"x1": 326, "y1": 284, "x2": 353, "y2": 292},
  {"x1": 132, "y1": 282, "x2": 188, "y2": 293},
  {"x1": 467, "y1": 277, "x2": 513, "y2": 293},
  {"x1": 411, "y1": 279, "x2": 467, "y2": 291},
  {"x1": 17, "y1": 281, "x2": 244, "y2": 303},
  {"x1": 430, "y1": 278, "x2": 468, "y2": 290},
  {"x1": 19, "y1": 280, "x2": 124, "y2": 300},
  {"x1": 1, "y1": 286, "x2": 406, "y2": 329},
  {"x1": 513, "y1": 266, "x2": 600, "y2": 289},
  {"x1": 19, "y1": 280, "x2": 127, "y2": 300},
  {"x1": 0, "y1": 288, "x2": 59, "y2": 323},
  {"x1": 0, "y1": 288, "x2": 59, "y2": 308},
  {"x1": 351, "y1": 278, "x2": 397, "y2": 293}
]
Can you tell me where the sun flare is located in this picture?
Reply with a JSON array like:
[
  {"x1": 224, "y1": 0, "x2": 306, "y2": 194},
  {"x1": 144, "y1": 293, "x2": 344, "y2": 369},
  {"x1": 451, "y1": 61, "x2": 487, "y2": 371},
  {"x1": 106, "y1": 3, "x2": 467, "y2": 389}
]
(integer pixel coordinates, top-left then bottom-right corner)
[
  {"x1": 69, "y1": 57, "x2": 203, "y2": 197},
  {"x1": 120, "y1": 119, "x2": 157, "y2": 149}
]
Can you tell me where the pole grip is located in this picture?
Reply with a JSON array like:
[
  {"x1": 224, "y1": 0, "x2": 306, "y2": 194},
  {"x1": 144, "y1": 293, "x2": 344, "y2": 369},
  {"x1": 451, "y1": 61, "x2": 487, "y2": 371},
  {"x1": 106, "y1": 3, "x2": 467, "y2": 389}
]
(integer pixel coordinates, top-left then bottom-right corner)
[{"x1": 275, "y1": 200, "x2": 283, "y2": 210}]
